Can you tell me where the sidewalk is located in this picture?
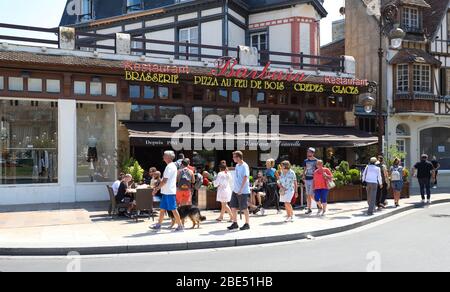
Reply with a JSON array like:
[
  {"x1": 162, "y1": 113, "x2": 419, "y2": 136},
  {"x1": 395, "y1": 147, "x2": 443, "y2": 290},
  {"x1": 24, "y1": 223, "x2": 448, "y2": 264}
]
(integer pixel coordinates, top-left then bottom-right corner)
[{"x1": 0, "y1": 191, "x2": 449, "y2": 256}]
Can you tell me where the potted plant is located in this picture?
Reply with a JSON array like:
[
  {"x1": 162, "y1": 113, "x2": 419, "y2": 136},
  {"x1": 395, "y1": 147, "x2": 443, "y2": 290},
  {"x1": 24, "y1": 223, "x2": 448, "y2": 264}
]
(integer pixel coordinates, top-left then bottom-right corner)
[
  {"x1": 127, "y1": 160, "x2": 144, "y2": 184},
  {"x1": 328, "y1": 161, "x2": 363, "y2": 203}
]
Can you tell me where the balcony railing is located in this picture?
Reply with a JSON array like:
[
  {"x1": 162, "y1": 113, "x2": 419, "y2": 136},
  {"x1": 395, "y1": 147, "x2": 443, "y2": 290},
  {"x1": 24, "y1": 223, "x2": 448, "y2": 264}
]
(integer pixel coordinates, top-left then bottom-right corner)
[
  {"x1": 394, "y1": 93, "x2": 450, "y2": 115},
  {"x1": 0, "y1": 22, "x2": 346, "y2": 73}
]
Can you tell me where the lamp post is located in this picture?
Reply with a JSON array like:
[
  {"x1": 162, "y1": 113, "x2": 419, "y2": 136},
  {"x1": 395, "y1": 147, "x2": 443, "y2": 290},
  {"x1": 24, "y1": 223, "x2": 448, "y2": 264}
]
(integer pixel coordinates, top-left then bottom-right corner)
[{"x1": 375, "y1": 1, "x2": 406, "y2": 155}]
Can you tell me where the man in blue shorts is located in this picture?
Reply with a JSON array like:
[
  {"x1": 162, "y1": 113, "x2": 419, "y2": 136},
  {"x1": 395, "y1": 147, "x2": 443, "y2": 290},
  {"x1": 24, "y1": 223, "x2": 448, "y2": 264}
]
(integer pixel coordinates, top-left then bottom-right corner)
[
  {"x1": 151, "y1": 151, "x2": 184, "y2": 232},
  {"x1": 303, "y1": 147, "x2": 318, "y2": 215},
  {"x1": 228, "y1": 151, "x2": 251, "y2": 231}
]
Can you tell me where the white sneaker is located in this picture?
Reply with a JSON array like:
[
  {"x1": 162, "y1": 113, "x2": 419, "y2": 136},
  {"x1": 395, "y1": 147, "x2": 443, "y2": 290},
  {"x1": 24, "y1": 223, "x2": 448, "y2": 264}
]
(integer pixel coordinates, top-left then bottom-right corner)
[
  {"x1": 284, "y1": 217, "x2": 290, "y2": 223},
  {"x1": 427, "y1": 200, "x2": 432, "y2": 205},
  {"x1": 260, "y1": 208, "x2": 265, "y2": 216},
  {"x1": 290, "y1": 216, "x2": 295, "y2": 222}
]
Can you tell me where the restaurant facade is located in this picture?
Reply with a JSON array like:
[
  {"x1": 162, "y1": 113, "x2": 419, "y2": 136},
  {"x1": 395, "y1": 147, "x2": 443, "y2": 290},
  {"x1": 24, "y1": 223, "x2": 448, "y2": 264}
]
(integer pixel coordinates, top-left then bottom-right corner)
[{"x1": 0, "y1": 0, "x2": 377, "y2": 205}]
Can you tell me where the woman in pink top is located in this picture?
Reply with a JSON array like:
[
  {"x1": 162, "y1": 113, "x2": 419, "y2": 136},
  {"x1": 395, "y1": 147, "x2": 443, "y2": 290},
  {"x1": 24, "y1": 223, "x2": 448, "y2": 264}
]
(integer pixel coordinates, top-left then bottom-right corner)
[{"x1": 313, "y1": 160, "x2": 333, "y2": 216}]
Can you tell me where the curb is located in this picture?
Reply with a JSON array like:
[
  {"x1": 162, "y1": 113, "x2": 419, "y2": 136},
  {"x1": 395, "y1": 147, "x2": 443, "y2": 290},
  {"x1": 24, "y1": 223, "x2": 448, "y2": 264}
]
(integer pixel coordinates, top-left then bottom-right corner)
[{"x1": 1, "y1": 199, "x2": 449, "y2": 256}]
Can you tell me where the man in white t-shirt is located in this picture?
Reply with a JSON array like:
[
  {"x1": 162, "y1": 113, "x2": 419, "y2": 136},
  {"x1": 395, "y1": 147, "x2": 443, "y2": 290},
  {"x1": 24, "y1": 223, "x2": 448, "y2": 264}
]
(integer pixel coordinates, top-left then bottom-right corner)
[
  {"x1": 151, "y1": 151, "x2": 184, "y2": 232},
  {"x1": 111, "y1": 173, "x2": 124, "y2": 196}
]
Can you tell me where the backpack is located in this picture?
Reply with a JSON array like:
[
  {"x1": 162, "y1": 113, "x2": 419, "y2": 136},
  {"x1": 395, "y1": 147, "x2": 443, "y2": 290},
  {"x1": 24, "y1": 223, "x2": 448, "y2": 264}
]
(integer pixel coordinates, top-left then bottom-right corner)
[
  {"x1": 178, "y1": 168, "x2": 193, "y2": 190},
  {"x1": 391, "y1": 166, "x2": 402, "y2": 182},
  {"x1": 194, "y1": 173, "x2": 203, "y2": 190}
]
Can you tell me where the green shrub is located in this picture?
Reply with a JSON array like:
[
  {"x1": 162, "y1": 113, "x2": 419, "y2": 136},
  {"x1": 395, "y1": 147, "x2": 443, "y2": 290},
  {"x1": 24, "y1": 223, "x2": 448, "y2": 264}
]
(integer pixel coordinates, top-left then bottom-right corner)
[
  {"x1": 291, "y1": 165, "x2": 304, "y2": 183},
  {"x1": 348, "y1": 169, "x2": 361, "y2": 184},
  {"x1": 333, "y1": 171, "x2": 346, "y2": 188}
]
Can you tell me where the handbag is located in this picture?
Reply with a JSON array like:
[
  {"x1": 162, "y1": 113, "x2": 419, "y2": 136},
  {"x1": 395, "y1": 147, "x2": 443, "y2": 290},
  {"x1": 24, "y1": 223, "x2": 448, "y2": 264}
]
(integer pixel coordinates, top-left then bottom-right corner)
[
  {"x1": 327, "y1": 179, "x2": 336, "y2": 190},
  {"x1": 362, "y1": 166, "x2": 368, "y2": 187}
]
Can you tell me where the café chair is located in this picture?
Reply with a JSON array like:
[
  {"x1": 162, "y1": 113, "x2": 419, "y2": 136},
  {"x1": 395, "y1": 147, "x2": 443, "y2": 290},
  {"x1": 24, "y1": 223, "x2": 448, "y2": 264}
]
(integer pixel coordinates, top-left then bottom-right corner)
[{"x1": 107, "y1": 185, "x2": 129, "y2": 217}]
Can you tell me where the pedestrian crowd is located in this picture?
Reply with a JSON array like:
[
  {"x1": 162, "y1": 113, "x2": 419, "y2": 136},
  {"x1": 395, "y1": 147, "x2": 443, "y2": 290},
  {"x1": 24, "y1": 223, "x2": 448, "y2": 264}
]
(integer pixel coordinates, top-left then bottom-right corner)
[{"x1": 111, "y1": 148, "x2": 440, "y2": 232}]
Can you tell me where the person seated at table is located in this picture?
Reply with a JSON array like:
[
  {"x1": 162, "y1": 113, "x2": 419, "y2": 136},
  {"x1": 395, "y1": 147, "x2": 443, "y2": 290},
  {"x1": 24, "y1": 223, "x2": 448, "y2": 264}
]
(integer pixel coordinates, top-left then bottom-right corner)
[
  {"x1": 111, "y1": 173, "x2": 124, "y2": 196},
  {"x1": 251, "y1": 171, "x2": 264, "y2": 209},
  {"x1": 115, "y1": 174, "x2": 136, "y2": 218}
]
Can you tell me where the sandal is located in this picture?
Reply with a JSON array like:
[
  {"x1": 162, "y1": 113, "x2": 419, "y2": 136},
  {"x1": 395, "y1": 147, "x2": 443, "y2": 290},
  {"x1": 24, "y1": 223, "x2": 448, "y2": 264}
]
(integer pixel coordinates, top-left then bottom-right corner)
[{"x1": 216, "y1": 218, "x2": 224, "y2": 222}]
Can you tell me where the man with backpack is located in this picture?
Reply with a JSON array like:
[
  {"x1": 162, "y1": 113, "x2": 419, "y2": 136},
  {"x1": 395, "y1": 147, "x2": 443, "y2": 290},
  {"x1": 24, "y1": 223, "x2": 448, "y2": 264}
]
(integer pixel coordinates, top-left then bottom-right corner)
[{"x1": 176, "y1": 159, "x2": 195, "y2": 206}]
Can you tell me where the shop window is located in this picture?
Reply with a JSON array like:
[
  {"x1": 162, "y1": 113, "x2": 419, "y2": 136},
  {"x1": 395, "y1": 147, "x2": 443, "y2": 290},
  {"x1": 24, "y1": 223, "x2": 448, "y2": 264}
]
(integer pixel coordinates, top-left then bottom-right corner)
[
  {"x1": 160, "y1": 106, "x2": 184, "y2": 122},
  {"x1": 305, "y1": 111, "x2": 344, "y2": 126},
  {"x1": 0, "y1": 77, "x2": 3, "y2": 90},
  {"x1": 74, "y1": 81, "x2": 87, "y2": 95},
  {"x1": 280, "y1": 111, "x2": 299, "y2": 124},
  {"x1": 420, "y1": 127, "x2": 450, "y2": 170},
  {"x1": 0, "y1": 99, "x2": 58, "y2": 184},
  {"x1": 90, "y1": 81, "x2": 102, "y2": 96},
  {"x1": 105, "y1": 83, "x2": 117, "y2": 97},
  {"x1": 173, "y1": 87, "x2": 183, "y2": 100},
  {"x1": 77, "y1": 103, "x2": 116, "y2": 182},
  {"x1": 231, "y1": 90, "x2": 240, "y2": 104},
  {"x1": 131, "y1": 105, "x2": 156, "y2": 121},
  {"x1": 192, "y1": 107, "x2": 215, "y2": 118},
  {"x1": 218, "y1": 89, "x2": 228, "y2": 103},
  {"x1": 267, "y1": 93, "x2": 277, "y2": 105},
  {"x1": 193, "y1": 87, "x2": 204, "y2": 101},
  {"x1": 279, "y1": 94, "x2": 288, "y2": 105},
  {"x1": 217, "y1": 108, "x2": 238, "y2": 119},
  {"x1": 28, "y1": 78, "x2": 42, "y2": 92},
  {"x1": 306, "y1": 94, "x2": 316, "y2": 106},
  {"x1": 144, "y1": 86, "x2": 155, "y2": 99},
  {"x1": 256, "y1": 92, "x2": 266, "y2": 104},
  {"x1": 46, "y1": 80, "x2": 61, "y2": 93},
  {"x1": 206, "y1": 89, "x2": 216, "y2": 102},
  {"x1": 291, "y1": 95, "x2": 300, "y2": 105},
  {"x1": 129, "y1": 85, "x2": 140, "y2": 98},
  {"x1": 8, "y1": 77, "x2": 24, "y2": 91},
  {"x1": 359, "y1": 117, "x2": 377, "y2": 133},
  {"x1": 158, "y1": 87, "x2": 169, "y2": 100}
]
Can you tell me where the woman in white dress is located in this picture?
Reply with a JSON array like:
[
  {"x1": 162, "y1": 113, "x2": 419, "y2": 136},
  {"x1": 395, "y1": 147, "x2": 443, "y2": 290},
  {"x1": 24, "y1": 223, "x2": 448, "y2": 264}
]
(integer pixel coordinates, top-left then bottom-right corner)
[{"x1": 214, "y1": 164, "x2": 233, "y2": 222}]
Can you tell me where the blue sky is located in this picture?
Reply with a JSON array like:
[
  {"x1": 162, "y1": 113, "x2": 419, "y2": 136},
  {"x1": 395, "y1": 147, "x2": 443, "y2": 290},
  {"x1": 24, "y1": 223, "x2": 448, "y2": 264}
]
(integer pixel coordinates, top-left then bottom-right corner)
[{"x1": 0, "y1": 0, "x2": 343, "y2": 45}]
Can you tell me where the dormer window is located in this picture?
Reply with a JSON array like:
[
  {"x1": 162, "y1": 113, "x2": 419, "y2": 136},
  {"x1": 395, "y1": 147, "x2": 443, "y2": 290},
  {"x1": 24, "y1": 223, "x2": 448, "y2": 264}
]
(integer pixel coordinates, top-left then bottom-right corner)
[
  {"x1": 402, "y1": 7, "x2": 420, "y2": 32},
  {"x1": 127, "y1": 0, "x2": 143, "y2": 13}
]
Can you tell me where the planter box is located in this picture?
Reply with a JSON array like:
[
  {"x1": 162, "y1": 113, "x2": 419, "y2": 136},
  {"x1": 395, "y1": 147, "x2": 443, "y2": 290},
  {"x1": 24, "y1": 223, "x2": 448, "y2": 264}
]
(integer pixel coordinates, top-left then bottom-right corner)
[
  {"x1": 388, "y1": 182, "x2": 410, "y2": 199},
  {"x1": 329, "y1": 185, "x2": 363, "y2": 203},
  {"x1": 198, "y1": 187, "x2": 221, "y2": 210}
]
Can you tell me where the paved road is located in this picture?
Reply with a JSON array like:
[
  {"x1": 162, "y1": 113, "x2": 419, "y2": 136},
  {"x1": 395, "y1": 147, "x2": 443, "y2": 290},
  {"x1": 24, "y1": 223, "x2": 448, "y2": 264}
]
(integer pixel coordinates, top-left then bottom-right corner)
[{"x1": 1, "y1": 203, "x2": 450, "y2": 272}]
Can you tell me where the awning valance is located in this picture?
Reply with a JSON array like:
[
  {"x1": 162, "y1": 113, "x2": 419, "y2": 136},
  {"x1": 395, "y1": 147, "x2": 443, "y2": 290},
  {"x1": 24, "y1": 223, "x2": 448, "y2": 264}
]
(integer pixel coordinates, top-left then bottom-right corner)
[{"x1": 124, "y1": 122, "x2": 378, "y2": 148}]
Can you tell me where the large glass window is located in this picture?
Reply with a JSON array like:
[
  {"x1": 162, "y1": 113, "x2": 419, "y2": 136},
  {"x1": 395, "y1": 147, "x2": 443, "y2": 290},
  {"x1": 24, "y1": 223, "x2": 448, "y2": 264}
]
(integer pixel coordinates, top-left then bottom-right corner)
[
  {"x1": 160, "y1": 106, "x2": 184, "y2": 122},
  {"x1": 77, "y1": 103, "x2": 116, "y2": 182},
  {"x1": 305, "y1": 111, "x2": 344, "y2": 126},
  {"x1": 0, "y1": 99, "x2": 58, "y2": 184},
  {"x1": 131, "y1": 105, "x2": 156, "y2": 121},
  {"x1": 420, "y1": 127, "x2": 450, "y2": 170}
]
